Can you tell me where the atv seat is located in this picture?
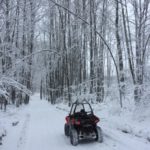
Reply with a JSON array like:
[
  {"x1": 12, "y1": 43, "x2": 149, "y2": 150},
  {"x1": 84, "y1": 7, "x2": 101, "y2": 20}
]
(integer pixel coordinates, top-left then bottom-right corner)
[{"x1": 80, "y1": 109, "x2": 87, "y2": 116}]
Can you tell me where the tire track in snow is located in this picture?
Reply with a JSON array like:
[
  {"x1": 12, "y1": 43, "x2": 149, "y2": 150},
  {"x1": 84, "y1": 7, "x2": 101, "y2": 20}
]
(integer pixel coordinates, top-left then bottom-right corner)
[{"x1": 17, "y1": 113, "x2": 30, "y2": 150}]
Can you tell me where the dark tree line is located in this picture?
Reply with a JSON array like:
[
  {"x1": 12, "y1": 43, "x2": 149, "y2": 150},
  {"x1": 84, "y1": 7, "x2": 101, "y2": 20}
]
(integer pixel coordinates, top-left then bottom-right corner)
[
  {"x1": 0, "y1": 0, "x2": 150, "y2": 108},
  {"x1": 38, "y1": 0, "x2": 150, "y2": 107},
  {"x1": 0, "y1": 0, "x2": 38, "y2": 106}
]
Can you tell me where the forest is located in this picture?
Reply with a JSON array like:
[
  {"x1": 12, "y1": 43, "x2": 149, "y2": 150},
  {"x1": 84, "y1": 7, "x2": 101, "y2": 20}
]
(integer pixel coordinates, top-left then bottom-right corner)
[
  {"x1": 0, "y1": 0, "x2": 150, "y2": 149},
  {"x1": 0, "y1": 0, "x2": 150, "y2": 107}
]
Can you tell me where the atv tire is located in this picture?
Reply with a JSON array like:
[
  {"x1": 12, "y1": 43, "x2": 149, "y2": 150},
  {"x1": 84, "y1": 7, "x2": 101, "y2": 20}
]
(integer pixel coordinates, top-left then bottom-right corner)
[
  {"x1": 95, "y1": 126, "x2": 103, "y2": 143},
  {"x1": 64, "y1": 124, "x2": 69, "y2": 136},
  {"x1": 70, "y1": 128, "x2": 78, "y2": 146}
]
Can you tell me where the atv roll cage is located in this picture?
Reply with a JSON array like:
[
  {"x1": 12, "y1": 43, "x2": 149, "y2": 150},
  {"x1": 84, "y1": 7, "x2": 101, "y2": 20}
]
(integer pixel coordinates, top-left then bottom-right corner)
[{"x1": 69, "y1": 100, "x2": 93, "y2": 115}]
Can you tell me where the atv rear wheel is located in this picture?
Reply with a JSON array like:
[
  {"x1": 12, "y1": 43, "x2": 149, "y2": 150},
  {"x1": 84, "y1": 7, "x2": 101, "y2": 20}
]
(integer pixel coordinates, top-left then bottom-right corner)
[
  {"x1": 70, "y1": 128, "x2": 78, "y2": 146},
  {"x1": 64, "y1": 124, "x2": 69, "y2": 136},
  {"x1": 95, "y1": 126, "x2": 103, "y2": 143}
]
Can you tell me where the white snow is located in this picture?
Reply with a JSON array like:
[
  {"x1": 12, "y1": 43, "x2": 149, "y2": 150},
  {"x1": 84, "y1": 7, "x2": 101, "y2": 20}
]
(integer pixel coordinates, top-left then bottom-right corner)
[{"x1": 0, "y1": 94, "x2": 150, "y2": 150}]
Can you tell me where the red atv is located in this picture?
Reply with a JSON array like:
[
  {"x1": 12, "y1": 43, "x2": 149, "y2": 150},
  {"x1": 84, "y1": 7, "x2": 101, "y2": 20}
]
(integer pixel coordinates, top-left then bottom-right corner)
[{"x1": 64, "y1": 100, "x2": 103, "y2": 146}]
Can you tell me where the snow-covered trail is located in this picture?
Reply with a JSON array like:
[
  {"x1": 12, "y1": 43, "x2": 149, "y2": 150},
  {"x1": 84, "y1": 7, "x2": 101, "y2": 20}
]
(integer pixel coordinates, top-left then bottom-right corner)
[{"x1": 1, "y1": 94, "x2": 150, "y2": 150}]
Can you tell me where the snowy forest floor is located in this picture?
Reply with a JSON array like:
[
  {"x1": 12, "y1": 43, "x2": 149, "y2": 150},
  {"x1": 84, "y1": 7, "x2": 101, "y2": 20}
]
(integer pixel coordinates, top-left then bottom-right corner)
[{"x1": 0, "y1": 94, "x2": 150, "y2": 150}]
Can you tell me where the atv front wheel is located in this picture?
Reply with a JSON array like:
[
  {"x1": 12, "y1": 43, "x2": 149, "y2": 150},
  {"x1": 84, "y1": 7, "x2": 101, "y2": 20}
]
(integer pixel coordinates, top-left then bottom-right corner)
[
  {"x1": 70, "y1": 128, "x2": 78, "y2": 146},
  {"x1": 95, "y1": 126, "x2": 103, "y2": 143},
  {"x1": 64, "y1": 124, "x2": 69, "y2": 136}
]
